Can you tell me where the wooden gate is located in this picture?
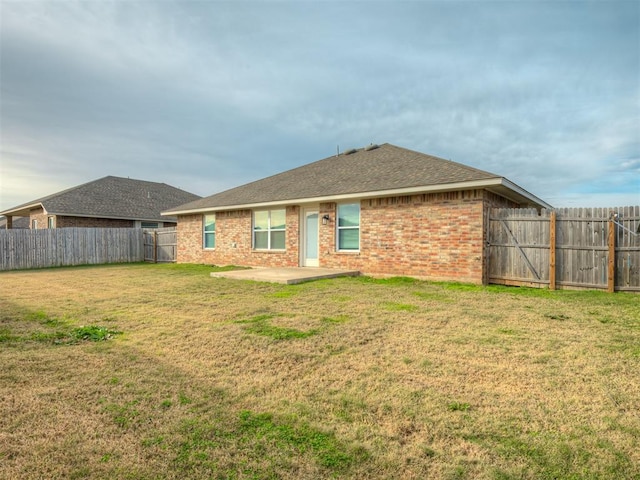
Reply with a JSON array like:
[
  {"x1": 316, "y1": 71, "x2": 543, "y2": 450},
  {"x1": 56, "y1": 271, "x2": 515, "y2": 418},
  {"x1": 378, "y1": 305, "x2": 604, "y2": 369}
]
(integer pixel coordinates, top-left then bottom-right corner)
[
  {"x1": 143, "y1": 227, "x2": 177, "y2": 263},
  {"x1": 487, "y1": 207, "x2": 640, "y2": 292}
]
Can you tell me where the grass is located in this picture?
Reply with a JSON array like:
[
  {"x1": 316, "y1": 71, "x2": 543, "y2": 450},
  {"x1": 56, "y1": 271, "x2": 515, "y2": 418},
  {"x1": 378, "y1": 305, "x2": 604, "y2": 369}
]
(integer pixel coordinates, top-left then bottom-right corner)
[
  {"x1": 235, "y1": 313, "x2": 322, "y2": 340},
  {"x1": 0, "y1": 307, "x2": 121, "y2": 345},
  {"x1": 0, "y1": 263, "x2": 639, "y2": 479}
]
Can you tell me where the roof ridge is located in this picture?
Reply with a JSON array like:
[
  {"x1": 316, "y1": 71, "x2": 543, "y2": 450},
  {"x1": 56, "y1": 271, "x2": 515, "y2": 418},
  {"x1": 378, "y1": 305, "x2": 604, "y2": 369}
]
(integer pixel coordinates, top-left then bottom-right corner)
[
  {"x1": 105, "y1": 175, "x2": 178, "y2": 188},
  {"x1": 1, "y1": 175, "x2": 200, "y2": 218},
  {"x1": 5, "y1": 176, "x2": 110, "y2": 212},
  {"x1": 165, "y1": 143, "x2": 524, "y2": 214},
  {"x1": 193, "y1": 145, "x2": 373, "y2": 202}
]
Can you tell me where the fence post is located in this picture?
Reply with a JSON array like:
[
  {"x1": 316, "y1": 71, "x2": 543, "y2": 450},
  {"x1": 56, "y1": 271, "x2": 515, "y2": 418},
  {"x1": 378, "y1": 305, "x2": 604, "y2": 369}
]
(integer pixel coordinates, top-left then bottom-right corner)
[
  {"x1": 608, "y1": 219, "x2": 615, "y2": 293},
  {"x1": 153, "y1": 231, "x2": 158, "y2": 264},
  {"x1": 549, "y1": 210, "x2": 556, "y2": 290}
]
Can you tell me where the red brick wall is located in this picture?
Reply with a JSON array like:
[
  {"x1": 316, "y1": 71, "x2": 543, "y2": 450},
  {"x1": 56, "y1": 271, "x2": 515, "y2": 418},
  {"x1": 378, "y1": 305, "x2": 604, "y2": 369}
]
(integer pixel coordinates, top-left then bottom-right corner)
[
  {"x1": 55, "y1": 216, "x2": 135, "y2": 228},
  {"x1": 177, "y1": 207, "x2": 300, "y2": 267},
  {"x1": 318, "y1": 191, "x2": 487, "y2": 283},
  {"x1": 176, "y1": 190, "x2": 521, "y2": 284},
  {"x1": 28, "y1": 208, "x2": 48, "y2": 229},
  {"x1": 20, "y1": 211, "x2": 171, "y2": 230}
]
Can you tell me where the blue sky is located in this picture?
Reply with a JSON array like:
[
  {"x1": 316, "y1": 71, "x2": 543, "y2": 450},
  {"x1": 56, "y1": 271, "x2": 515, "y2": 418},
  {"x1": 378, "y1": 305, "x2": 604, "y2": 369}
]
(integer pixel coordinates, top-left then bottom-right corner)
[{"x1": 1, "y1": 0, "x2": 638, "y2": 211}]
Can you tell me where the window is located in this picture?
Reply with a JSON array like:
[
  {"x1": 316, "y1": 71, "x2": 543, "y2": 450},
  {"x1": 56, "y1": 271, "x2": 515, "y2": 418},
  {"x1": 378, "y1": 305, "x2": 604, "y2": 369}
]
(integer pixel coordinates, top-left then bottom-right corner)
[
  {"x1": 141, "y1": 221, "x2": 159, "y2": 229},
  {"x1": 47, "y1": 217, "x2": 54, "y2": 229},
  {"x1": 31, "y1": 219, "x2": 38, "y2": 230},
  {"x1": 203, "y1": 215, "x2": 215, "y2": 249},
  {"x1": 337, "y1": 203, "x2": 360, "y2": 251},
  {"x1": 253, "y1": 209, "x2": 285, "y2": 250}
]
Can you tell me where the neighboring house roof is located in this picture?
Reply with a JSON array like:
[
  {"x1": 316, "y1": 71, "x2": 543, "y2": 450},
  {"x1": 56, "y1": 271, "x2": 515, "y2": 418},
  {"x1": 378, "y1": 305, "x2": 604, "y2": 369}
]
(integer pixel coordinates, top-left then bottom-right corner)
[
  {"x1": 0, "y1": 216, "x2": 29, "y2": 229},
  {"x1": 166, "y1": 143, "x2": 550, "y2": 214},
  {"x1": 1, "y1": 176, "x2": 201, "y2": 222}
]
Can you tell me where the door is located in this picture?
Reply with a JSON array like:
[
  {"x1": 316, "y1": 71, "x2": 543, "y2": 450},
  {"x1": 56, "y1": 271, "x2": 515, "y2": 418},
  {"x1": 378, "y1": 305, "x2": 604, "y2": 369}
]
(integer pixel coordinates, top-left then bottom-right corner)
[{"x1": 302, "y1": 209, "x2": 319, "y2": 267}]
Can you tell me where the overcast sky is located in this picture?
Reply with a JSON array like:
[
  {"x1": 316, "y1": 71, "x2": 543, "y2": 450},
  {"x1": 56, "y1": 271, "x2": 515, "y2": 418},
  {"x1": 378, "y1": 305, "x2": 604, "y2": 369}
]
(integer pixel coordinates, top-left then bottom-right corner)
[{"x1": 1, "y1": 0, "x2": 638, "y2": 212}]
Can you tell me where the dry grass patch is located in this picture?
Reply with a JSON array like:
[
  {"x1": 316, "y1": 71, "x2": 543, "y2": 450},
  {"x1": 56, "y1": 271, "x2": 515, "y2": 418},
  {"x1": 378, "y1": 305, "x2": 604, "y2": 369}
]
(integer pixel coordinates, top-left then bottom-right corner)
[{"x1": 1, "y1": 263, "x2": 639, "y2": 479}]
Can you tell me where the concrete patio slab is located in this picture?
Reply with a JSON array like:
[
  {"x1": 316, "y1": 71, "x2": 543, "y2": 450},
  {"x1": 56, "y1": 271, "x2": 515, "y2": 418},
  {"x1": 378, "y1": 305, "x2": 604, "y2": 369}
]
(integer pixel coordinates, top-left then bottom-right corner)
[{"x1": 210, "y1": 267, "x2": 360, "y2": 284}]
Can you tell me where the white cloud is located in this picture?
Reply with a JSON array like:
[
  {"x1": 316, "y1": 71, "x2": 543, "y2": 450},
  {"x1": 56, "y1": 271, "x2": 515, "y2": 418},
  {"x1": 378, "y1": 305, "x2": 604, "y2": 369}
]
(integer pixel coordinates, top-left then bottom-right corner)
[{"x1": 1, "y1": 1, "x2": 638, "y2": 210}]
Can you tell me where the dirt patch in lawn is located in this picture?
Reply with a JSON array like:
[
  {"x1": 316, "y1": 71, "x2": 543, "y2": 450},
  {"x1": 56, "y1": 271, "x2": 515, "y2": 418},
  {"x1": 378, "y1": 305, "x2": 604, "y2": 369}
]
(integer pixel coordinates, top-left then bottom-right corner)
[{"x1": 1, "y1": 263, "x2": 639, "y2": 479}]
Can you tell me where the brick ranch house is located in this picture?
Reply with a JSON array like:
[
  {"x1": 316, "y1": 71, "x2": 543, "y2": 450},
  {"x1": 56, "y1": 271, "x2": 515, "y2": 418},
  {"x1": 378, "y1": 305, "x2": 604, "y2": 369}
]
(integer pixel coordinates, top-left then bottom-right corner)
[
  {"x1": 1, "y1": 176, "x2": 200, "y2": 230},
  {"x1": 164, "y1": 144, "x2": 551, "y2": 284}
]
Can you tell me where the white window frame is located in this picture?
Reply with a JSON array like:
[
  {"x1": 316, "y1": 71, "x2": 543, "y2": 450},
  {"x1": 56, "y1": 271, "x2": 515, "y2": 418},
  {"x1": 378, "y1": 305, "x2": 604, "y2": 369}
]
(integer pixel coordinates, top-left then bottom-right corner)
[
  {"x1": 336, "y1": 203, "x2": 360, "y2": 252},
  {"x1": 47, "y1": 217, "x2": 55, "y2": 229},
  {"x1": 31, "y1": 219, "x2": 38, "y2": 230},
  {"x1": 253, "y1": 209, "x2": 286, "y2": 250},
  {"x1": 203, "y1": 214, "x2": 216, "y2": 249}
]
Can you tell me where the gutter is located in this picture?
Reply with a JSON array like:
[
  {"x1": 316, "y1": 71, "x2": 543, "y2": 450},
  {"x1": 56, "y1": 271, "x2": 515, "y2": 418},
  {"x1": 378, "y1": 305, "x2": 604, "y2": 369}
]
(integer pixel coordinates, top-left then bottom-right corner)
[
  {"x1": 0, "y1": 203, "x2": 175, "y2": 223},
  {"x1": 0, "y1": 202, "x2": 45, "y2": 217},
  {"x1": 163, "y1": 177, "x2": 551, "y2": 216}
]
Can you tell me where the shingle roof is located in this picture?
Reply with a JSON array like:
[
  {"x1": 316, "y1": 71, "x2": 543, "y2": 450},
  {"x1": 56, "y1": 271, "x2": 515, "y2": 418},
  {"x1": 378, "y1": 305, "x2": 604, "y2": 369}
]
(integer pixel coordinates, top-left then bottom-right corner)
[
  {"x1": 1, "y1": 176, "x2": 201, "y2": 221},
  {"x1": 0, "y1": 216, "x2": 29, "y2": 229},
  {"x1": 166, "y1": 143, "x2": 548, "y2": 213}
]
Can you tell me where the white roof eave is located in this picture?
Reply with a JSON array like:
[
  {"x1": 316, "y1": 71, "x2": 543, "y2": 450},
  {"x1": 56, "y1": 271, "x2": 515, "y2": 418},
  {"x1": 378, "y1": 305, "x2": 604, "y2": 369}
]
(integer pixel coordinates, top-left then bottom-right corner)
[{"x1": 163, "y1": 178, "x2": 550, "y2": 215}]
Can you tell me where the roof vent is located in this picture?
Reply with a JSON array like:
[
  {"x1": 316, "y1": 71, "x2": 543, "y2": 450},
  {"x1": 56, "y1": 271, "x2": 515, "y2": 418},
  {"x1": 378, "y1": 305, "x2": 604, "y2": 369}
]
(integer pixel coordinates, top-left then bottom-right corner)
[
  {"x1": 344, "y1": 148, "x2": 357, "y2": 155},
  {"x1": 364, "y1": 143, "x2": 379, "y2": 151}
]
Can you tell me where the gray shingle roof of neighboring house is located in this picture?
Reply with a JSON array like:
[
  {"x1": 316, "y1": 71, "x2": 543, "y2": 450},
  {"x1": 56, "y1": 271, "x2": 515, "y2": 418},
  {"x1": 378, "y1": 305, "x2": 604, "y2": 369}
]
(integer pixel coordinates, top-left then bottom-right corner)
[
  {"x1": 0, "y1": 216, "x2": 29, "y2": 228},
  {"x1": 1, "y1": 176, "x2": 201, "y2": 222},
  {"x1": 166, "y1": 143, "x2": 550, "y2": 214}
]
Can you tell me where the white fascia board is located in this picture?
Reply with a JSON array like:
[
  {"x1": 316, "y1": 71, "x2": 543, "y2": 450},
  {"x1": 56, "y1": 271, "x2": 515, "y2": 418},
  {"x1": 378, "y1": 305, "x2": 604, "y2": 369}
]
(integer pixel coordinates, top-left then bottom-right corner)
[
  {"x1": 2, "y1": 204, "x2": 179, "y2": 222},
  {"x1": 52, "y1": 213, "x2": 174, "y2": 222},
  {"x1": 163, "y1": 178, "x2": 533, "y2": 215},
  {"x1": 495, "y1": 178, "x2": 553, "y2": 209},
  {"x1": 0, "y1": 202, "x2": 46, "y2": 216}
]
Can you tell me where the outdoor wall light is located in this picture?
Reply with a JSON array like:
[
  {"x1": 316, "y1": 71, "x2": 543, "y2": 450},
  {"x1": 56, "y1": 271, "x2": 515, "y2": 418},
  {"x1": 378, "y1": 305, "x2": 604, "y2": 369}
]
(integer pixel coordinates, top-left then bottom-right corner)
[{"x1": 322, "y1": 214, "x2": 331, "y2": 225}]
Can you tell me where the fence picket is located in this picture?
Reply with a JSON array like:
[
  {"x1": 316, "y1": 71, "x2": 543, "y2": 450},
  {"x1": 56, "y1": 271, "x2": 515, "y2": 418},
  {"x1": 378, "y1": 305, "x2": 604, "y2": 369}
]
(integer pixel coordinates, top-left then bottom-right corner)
[
  {"x1": 488, "y1": 206, "x2": 640, "y2": 291},
  {"x1": 143, "y1": 227, "x2": 178, "y2": 263},
  {"x1": 0, "y1": 228, "x2": 146, "y2": 271}
]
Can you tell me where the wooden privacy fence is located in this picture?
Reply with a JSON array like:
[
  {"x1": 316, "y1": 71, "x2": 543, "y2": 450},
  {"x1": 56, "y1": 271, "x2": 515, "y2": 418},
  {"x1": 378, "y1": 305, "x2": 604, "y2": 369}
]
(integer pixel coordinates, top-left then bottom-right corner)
[
  {"x1": 488, "y1": 206, "x2": 640, "y2": 292},
  {"x1": 143, "y1": 227, "x2": 177, "y2": 263},
  {"x1": 0, "y1": 227, "x2": 145, "y2": 271}
]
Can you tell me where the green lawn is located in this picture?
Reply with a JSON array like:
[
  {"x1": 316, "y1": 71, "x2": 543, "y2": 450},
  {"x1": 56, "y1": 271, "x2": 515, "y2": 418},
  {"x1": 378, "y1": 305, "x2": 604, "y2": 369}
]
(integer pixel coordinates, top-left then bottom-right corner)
[{"x1": 0, "y1": 263, "x2": 638, "y2": 479}]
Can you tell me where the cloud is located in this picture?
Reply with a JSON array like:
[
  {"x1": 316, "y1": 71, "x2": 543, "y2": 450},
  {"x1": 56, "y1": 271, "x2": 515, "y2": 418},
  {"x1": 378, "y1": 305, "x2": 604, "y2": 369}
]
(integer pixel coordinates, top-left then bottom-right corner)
[{"x1": 1, "y1": 1, "x2": 638, "y2": 211}]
